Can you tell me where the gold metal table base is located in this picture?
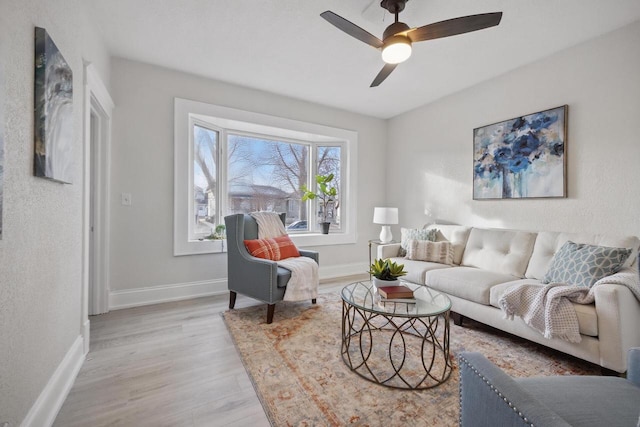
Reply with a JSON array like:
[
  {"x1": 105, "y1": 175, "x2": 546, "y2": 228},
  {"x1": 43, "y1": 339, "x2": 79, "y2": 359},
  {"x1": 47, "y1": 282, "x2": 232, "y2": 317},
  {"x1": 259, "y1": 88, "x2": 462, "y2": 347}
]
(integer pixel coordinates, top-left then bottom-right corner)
[{"x1": 341, "y1": 300, "x2": 452, "y2": 390}]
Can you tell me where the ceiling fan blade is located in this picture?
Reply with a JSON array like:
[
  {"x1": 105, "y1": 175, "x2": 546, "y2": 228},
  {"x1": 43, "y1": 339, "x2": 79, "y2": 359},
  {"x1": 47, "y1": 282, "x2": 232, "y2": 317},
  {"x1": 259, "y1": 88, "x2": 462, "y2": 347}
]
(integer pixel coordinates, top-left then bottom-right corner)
[
  {"x1": 320, "y1": 11, "x2": 383, "y2": 49},
  {"x1": 406, "y1": 12, "x2": 503, "y2": 43},
  {"x1": 370, "y1": 63, "x2": 398, "y2": 87}
]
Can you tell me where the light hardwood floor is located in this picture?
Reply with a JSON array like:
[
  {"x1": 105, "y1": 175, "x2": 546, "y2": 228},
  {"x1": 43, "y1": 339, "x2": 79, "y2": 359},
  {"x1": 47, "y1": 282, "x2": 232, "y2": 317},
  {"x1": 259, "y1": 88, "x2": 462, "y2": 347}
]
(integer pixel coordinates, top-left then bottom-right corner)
[{"x1": 54, "y1": 276, "x2": 364, "y2": 427}]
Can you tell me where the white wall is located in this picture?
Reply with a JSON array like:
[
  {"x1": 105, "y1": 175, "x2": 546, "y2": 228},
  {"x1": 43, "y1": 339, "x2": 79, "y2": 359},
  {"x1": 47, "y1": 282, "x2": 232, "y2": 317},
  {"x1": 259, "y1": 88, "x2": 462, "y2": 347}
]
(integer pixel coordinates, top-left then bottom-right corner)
[
  {"x1": 108, "y1": 58, "x2": 387, "y2": 297},
  {"x1": 387, "y1": 21, "x2": 640, "y2": 238},
  {"x1": 0, "y1": 0, "x2": 110, "y2": 425}
]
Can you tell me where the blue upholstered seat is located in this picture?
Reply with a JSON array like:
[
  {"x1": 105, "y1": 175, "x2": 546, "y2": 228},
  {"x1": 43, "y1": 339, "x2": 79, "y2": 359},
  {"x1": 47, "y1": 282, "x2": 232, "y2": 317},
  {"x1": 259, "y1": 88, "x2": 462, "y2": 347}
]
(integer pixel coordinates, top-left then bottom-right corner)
[{"x1": 459, "y1": 348, "x2": 640, "y2": 427}]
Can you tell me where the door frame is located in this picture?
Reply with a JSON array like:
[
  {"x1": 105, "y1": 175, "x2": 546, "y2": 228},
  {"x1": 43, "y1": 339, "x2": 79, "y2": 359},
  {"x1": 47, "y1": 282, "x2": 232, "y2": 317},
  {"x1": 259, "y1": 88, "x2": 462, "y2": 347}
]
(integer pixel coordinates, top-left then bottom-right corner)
[{"x1": 82, "y1": 62, "x2": 114, "y2": 353}]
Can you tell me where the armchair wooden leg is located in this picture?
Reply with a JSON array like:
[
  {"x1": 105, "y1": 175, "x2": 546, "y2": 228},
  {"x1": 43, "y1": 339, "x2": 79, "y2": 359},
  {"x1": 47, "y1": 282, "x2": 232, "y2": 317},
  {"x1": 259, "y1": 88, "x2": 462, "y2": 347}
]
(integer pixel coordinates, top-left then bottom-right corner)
[
  {"x1": 229, "y1": 291, "x2": 237, "y2": 309},
  {"x1": 266, "y1": 304, "x2": 275, "y2": 324},
  {"x1": 312, "y1": 298, "x2": 317, "y2": 304}
]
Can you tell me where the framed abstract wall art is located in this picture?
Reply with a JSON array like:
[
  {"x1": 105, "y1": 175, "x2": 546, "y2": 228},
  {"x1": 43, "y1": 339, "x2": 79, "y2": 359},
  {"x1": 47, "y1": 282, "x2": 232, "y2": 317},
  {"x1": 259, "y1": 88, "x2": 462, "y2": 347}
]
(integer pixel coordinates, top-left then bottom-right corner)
[
  {"x1": 473, "y1": 105, "x2": 567, "y2": 200},
  {"x1": 34, "y1": 27, "x2": 73, "y2": 184}
]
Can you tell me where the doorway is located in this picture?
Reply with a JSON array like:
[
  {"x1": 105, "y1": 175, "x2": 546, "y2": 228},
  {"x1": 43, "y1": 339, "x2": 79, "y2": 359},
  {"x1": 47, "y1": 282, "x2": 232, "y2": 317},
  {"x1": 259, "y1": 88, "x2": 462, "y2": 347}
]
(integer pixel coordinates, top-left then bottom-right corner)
[{"x1": 82, "y1": 64, "x2": 114, "y2": 352}]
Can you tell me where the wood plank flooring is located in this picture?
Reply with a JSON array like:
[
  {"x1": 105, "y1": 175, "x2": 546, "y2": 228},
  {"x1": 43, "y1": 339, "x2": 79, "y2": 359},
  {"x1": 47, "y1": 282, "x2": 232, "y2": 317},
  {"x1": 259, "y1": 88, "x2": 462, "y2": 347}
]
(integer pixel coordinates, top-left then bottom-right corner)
[{"x1": 54, "y1": 276, "x2": 364, "y2": 427}]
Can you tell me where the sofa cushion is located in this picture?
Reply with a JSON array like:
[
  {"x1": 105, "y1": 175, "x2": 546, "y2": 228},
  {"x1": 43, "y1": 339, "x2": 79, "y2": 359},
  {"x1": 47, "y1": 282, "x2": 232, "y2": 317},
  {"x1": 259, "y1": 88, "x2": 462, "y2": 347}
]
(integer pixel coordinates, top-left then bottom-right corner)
[
  {"x1": 425, "y1": 224, "x2": 471, "y2": 265},
  {"x1": 388, "y1": 257, "x2": 451, "y2": 285},
  {"x1": 525, "y1": 231, "x2": 640, "y2": 280},
  {"x1": 406, "y1": 240, "x2": 455, "y2": 265},
  {"x1": 461, "y1": 228, "x2": 537, "y2": 277},
  {"x1": 489, "y1": 280, "x2": 598, "y2": 337},
  {"x1": 426, "y1": 267, "x2": 518, "y2": 305},
  {"x1": 542, "y1": 241, "x2": 632, "y2": 288}
]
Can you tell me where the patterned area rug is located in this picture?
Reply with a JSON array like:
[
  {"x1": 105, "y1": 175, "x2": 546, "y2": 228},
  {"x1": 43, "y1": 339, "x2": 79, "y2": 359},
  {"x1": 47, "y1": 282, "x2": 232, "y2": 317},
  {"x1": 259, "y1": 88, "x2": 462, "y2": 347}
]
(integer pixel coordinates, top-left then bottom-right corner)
[{"x1": 222, "y1": 292, "x2": 599, "y2": 426}]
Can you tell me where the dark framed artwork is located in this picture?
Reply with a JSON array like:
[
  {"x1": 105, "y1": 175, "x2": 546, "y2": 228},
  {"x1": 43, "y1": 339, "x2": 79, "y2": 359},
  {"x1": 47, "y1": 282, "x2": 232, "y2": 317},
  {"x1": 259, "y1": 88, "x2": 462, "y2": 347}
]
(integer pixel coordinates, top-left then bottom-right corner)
[
  {"x1": 473, "y1": 105, "x2": 567, "y2": 200},
  {"x1": 34, "y1": 27, "x2": 73, "y2": 184}
]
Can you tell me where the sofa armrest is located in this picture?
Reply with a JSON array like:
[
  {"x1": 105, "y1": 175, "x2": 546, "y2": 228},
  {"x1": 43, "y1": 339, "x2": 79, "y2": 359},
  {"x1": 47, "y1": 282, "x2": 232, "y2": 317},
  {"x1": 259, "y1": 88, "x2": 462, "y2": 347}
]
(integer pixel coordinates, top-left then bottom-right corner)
[
  {"x1": 593, "y1": 281, "x2": 640, "y2": 372},
  {"x1": 376, "y1": 243, "x2": 402, "y2": 259},
  {"x1": 458, "y1": 352, "x2": 571, "y2": 427},
  {"x1": 628, "y1": 348, "x2": 640, "y2": 388}
]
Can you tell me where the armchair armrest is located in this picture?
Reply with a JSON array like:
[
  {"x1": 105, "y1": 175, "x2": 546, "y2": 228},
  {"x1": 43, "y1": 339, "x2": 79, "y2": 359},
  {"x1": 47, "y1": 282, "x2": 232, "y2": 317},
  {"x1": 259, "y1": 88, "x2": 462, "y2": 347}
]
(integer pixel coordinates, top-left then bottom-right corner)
[
  {"x1": 458, "y1": 352, "x2": 571, "y2": 427},
  {"x1": 628, "y1": 348, "x2": 640, "y2": 388},
  {"x1": 377, "y1": 243, "x2": 402, "y2": 259},
  {"x1": 299, "y1": 249, "x2": 319, "y2": 264}
]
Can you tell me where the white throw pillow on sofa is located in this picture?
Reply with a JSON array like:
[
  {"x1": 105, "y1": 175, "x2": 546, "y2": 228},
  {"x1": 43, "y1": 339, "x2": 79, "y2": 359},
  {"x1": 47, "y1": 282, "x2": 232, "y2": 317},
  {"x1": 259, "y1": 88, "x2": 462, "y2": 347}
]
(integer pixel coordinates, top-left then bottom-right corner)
[
  {"x1": 406, "y1": 239, "x2": 455, "y2": 265},
  {"x1": 399, "y1": 228, "x2": 438, "y2": 256}
]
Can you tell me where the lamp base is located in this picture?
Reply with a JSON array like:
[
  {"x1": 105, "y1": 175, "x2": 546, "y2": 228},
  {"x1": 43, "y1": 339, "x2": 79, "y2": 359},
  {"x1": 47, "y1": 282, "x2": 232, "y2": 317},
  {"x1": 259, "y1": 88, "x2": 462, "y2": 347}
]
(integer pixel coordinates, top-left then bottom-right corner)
[{"x1": 379, "y1": 225, "x2": 393, "y2": 244}]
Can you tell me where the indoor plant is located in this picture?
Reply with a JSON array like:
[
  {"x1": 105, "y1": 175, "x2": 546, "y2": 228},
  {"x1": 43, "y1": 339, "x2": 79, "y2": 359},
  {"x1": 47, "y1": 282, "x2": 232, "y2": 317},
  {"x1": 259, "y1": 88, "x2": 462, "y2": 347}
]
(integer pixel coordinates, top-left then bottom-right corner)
[
  {"x1": 205, "y1": 224, "x2": 226, "y2": 240},
  {"x1": 368, "y1": 258, "x2": 407, "y2": 287},
  {"x1": 301, "y1": 173, "x2": 338, "y2": 234}
]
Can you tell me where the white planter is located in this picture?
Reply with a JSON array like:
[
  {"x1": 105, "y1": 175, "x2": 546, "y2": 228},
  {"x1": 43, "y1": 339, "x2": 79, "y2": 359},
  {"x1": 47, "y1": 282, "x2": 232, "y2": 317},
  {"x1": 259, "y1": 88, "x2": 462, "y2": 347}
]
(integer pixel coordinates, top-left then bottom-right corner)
[{"x1": 372, "y1": 277, "x2": 399, "y2": 288}]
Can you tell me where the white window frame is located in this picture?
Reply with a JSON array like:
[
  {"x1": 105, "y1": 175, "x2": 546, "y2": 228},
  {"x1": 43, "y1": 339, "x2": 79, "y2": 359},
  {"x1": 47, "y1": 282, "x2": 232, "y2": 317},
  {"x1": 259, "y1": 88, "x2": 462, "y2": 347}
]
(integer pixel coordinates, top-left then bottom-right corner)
[
  {"x1": 174, "y1": 98, "x2": 358, "y2": 256},
  {"x1": 190, "y1": 120, "x2": 222, "y2": 241}
]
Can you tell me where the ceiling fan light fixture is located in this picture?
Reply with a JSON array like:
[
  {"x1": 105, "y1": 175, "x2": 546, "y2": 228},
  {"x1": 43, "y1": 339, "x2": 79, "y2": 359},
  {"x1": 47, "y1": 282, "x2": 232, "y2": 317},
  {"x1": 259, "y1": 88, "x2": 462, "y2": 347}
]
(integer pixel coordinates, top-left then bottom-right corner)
[{"x1": 381, "y1": 36, "x2": 412, "y2": 64}]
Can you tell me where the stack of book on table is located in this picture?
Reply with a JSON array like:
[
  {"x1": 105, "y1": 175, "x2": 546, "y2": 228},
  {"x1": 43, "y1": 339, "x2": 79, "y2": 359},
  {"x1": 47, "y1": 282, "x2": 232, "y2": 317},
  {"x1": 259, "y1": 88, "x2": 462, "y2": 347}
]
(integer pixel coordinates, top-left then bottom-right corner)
[{"x1": 377, "y1": 285, "x2": 415, "y2": 302}]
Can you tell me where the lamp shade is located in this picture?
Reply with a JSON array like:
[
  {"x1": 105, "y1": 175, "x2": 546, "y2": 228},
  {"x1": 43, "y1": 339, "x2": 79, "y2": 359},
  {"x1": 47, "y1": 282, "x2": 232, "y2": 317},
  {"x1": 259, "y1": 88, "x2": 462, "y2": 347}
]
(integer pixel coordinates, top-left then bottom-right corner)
[{"x1": 373, "y1": 207, "x2": 398, "y2": 225}]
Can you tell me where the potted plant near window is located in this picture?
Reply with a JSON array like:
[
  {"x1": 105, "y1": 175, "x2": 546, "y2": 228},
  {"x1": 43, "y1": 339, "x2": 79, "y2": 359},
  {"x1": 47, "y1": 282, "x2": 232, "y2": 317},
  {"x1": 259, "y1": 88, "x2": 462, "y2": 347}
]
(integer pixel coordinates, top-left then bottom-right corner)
[
  {"x1": 368, "y1": 258, "x2": 407, "y2": 287},
  {"x1": 301, "y1": 173, "x2": 338, "y2": 234},
  {"x1": 205, "y1": 224, "x2": 226, "y2": 240}
]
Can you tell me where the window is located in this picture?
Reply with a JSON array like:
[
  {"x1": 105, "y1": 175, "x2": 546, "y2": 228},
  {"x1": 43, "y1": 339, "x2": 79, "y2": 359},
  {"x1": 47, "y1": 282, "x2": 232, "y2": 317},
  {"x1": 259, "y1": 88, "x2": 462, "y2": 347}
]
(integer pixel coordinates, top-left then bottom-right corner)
[
  {"x1": 174, "y1": 98, "x2": 358, "y2": 255},
  {"x1": 192, "y1": 124, "x2": 219, "y2": 239}
]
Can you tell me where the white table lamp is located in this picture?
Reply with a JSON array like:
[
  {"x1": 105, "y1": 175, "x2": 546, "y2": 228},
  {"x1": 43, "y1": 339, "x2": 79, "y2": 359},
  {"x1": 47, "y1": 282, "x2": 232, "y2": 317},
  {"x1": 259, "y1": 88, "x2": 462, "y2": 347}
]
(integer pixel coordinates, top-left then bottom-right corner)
[{"x1": 373, "y1": 207, "x2": 398, "y2": 244}]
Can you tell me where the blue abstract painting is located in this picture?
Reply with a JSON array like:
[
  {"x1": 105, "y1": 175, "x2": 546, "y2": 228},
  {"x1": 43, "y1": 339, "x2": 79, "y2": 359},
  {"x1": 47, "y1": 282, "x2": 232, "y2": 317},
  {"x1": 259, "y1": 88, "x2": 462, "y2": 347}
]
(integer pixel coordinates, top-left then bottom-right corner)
[{"x1": 473, "y1": 106, "x2": 567, "y2": 199}]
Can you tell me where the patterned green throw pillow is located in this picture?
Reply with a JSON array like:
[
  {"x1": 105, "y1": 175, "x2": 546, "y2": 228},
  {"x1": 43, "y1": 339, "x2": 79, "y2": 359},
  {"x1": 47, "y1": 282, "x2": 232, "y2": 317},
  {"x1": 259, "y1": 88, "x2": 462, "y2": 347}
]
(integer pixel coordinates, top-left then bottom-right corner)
[
  {"x1": 542, "y1": 241, "x2": 632, "y2": 288},
  {"x1": 399, "y1": 228, "x2": 438, "y2": 257}
]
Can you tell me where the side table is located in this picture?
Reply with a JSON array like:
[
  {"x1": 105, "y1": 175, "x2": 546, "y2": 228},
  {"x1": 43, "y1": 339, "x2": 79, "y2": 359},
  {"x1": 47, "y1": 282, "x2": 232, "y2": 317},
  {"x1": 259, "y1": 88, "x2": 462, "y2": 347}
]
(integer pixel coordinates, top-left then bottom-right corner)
[{"x1": 368, "y1": 239, "x2": 397, "y2": 277}]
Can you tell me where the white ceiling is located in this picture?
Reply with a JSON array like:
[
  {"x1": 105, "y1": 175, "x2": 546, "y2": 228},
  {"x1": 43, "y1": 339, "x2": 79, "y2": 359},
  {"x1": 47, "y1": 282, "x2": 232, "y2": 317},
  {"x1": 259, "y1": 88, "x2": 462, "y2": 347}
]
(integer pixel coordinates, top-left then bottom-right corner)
[{"x1": 86, "y1": 0, "x2": 640, "y2": 119}]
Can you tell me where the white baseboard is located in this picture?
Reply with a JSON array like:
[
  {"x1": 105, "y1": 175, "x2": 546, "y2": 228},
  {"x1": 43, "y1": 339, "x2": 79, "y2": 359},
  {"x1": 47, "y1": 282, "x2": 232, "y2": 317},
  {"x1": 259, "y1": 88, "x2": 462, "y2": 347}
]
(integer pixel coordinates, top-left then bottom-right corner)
[
  {"x1": 82, "y1": 319, "x2": 90, "y2": 355},
  {"x1": 109, "y1": 278, "x2": 228, "y2": 310},
  {"x1": 21, "y1": 335, "x2": 85, "y2": 427},
  {"x1": 108, "y1": 263, "x2": 367, "y2": 311}
]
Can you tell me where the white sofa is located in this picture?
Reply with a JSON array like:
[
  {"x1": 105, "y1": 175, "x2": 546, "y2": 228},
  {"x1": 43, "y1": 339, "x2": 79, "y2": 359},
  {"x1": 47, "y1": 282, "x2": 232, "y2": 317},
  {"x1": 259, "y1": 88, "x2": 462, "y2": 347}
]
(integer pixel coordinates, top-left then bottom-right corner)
[{"x1": 378, "y1": 225, "x2": 640, "y2": 373}]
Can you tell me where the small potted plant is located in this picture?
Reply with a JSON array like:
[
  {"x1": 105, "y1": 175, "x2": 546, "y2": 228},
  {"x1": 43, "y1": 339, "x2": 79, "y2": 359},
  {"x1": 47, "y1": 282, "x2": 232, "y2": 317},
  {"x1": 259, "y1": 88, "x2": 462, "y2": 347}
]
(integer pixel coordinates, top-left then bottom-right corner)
[
  {"x1": 205, "y1": 224, "x2": 226, "y2": 240},
  {"x1": 301, "y1": 173, "x2": 338, "y2": 234},
  {"x1": 368, "y1": 258, "x2": 407, "y2": 287}
]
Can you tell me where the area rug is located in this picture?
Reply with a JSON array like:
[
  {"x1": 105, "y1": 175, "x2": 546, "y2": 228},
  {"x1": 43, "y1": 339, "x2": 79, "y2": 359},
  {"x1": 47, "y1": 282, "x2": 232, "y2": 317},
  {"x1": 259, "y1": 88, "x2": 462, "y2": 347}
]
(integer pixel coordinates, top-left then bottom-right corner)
[{"x1": 222, "y1": 292, "x2": 599, "y2": 426}]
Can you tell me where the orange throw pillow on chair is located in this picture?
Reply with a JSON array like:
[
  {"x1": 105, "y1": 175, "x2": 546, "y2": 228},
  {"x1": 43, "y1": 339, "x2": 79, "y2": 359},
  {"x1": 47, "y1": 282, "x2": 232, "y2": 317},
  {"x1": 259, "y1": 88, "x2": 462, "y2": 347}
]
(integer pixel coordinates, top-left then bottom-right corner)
[{"x1": 244, "y1": 235, "x2": 300, "y2": 261}]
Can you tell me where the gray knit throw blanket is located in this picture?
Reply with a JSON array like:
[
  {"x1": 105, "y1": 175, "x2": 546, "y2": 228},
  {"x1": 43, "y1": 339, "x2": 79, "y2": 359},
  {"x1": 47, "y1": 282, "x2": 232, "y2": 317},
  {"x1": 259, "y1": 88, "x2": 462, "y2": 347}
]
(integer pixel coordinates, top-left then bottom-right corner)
[{"x1": 499, "y1": 267, "x2": 640, "y2": 343}]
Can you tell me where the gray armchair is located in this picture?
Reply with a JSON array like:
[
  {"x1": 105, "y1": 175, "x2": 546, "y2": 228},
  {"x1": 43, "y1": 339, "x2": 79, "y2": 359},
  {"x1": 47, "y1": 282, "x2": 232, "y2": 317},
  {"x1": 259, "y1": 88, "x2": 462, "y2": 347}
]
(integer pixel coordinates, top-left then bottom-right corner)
[
  {"x1": 458, "y1": 348, "x2": 640, "y2": 427},
  {"x1": 224, "y1": 213, "x2": 319, "y2": 324}
]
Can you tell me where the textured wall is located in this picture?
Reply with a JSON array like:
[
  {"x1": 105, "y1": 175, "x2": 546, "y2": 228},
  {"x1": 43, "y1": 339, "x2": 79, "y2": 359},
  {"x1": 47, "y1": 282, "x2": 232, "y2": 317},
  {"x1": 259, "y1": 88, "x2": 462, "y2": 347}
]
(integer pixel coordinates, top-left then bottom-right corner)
[
  {"x1": 108, "y1": 58, "x2": 387, "y2": 292},
  {"x1": 0, "y1": 0, "x2": 110, "y2": 424},
  {"x1": 386, "y1": 21, "x2": 640, "y2": 238}
]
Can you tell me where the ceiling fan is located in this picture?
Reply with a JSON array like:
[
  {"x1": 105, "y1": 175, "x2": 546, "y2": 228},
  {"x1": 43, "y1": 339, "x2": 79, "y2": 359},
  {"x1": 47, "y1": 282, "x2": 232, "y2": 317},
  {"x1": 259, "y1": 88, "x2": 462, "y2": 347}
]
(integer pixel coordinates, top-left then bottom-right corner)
[{"x1": 320, "y1": 0, "x2": 502, "y2": 87}]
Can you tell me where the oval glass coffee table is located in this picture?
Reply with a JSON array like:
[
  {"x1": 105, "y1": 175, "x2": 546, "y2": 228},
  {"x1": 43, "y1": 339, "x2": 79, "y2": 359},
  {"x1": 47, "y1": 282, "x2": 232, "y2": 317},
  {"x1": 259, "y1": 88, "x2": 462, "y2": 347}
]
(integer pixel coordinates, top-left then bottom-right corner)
[{"x1": 340, "y1": 280, "x2": 452, "y2": 389}]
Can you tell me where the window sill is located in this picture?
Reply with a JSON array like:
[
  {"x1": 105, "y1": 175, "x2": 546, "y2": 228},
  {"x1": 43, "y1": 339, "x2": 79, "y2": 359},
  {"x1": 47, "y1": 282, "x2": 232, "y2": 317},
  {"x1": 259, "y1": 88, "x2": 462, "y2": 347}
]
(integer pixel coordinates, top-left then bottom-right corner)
[
  {"x1": 290, "y1": 232, "x2": 356, "y2": 247},
  {"x1": 174, "y1": 239, "x2": 227, "y2": 256},
  {"x1": 175, "y1": 232, "x2": 357, "y2": 256}
]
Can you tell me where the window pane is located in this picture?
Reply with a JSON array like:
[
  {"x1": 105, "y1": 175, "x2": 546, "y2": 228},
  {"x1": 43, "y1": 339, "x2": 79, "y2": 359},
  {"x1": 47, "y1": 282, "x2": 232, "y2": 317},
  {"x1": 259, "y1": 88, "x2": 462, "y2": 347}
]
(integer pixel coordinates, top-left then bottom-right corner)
[
  {"x1": 227, "y1": 134, "x2": 309, "y2": 231},
  {"x1": 193, "y1": 125, "x2": 218, "y2": 236},
  {"x1": 317, "y1": 146, "x2": 341, "y2": 230}
]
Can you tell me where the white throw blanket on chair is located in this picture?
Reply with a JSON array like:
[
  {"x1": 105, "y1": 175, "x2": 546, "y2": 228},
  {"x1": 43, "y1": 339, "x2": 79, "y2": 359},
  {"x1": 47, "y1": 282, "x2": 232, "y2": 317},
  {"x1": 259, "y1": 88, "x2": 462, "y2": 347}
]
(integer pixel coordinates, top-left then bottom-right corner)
[
  {"x1": 250, "y1": 211, "x2": 319, "y2": 302},
  {"x1": 278, "y1": 257, "x2": 319, "y2": 302},
  {"x1": 250, "y1": 211, "x2": 286, "y2": 239},
  {"x1": 499, "y1": 267, "x2": 640, "y2": 343}
]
